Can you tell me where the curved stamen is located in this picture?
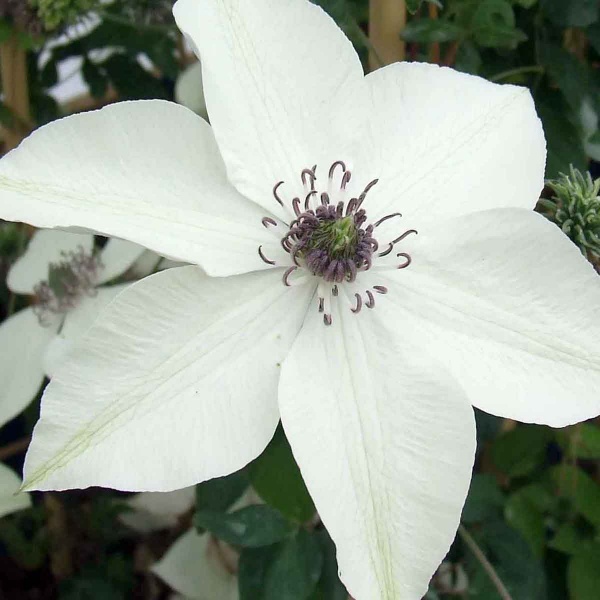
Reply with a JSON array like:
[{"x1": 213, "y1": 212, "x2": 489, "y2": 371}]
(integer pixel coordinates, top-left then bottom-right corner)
[
  {"x1": 365, "y1": 290, "x2": 375, "y2": 309},
  {"x1": 328, "y1": 160, "x2": 347, "y2": 179},
  {"x1": 301, "y1": 168, "x2": 317, "y2": 190},
  {"x1": 397, "y1": 252, "x2": 412, "y2": 269},
  {"x1": 351, "y1": 293, "x2": 362, "y2": 314},
  {"x1": 323, "y1": 314, "x2": 333, "y2": 326},
  {"x1": 341, "y1": 171, "x2": 352, "y2": 190},
  {"x1": 346, "y1": 198, "x2": 358, "y2": 215},
  {"x1": 374, "y1": 212, "x2": 402, "y2": 227},
  {"x1": 262, "y1": 217, "x2": 278, "y2": 228},
  {"x1": 273, "y1": 181, "x2": 285, "y2": 206},
  {"x1": 321, "y1": 192, "x2": 330, "y2": 206},
  {"x1": 283, "y1": 266, "x2": 298, "y2": 286},
  {"x1": 355, "y1": 178, "x2": 379, "y2": 209},
  {"x1": 305, "y1": 190, "x2": 318, "y2": 210},
  {"x1": 378, "y1": 243, "x2": 394, "y2": 257},
  {"x1": 391, "y1": 229, "x2": 418, "y2": 245},
  {"x1": 318, "y1": 297, "x2": 325, "y2": 313},
  {"x1": 373, "y1": 285, "x2": 388, "y2": 294},
  {"x1": 292, "y1": 197, "x2": 302, "y2": 216},
  {"x1": 258, "y1": 246, "x2": 276, "y2": 265},
  {"x1": 332, "y1": 285, "x2": 339, "y2": 297}
]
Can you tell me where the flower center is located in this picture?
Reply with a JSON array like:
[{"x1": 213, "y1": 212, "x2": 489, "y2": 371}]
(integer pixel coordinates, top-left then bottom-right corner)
[
  {"x1": 258, "y1": 160, "x2": 417, "y2": 325},
  {"x1": 33, "y1": 246, "x2": 103, "y2": 326}
]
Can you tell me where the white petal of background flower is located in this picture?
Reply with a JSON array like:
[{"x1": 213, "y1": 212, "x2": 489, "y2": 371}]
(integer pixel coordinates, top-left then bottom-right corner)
[
  {"x1": 279, "y1": 296, "x2": 476, "y2": 600},
  {"x1": 0, "y1": 308, "x2": 57, "y2": 428},
  {"x1": 23, "y1": 266, "x2": 315, "y2": 492},
  {"x1": 152, "y1": 529, "x2": 238, "y2": 600},
  {"x1": 0, "y1": 463, "x2": 31, "y2": 518},
  {"x1": 43, "y1": 284, "x2": 130, "y2": 377},
  {"x1": 176, "y1": 61, "x2": 208, "y2": 120},
  {"x1": 382, "y1": 208, "x2": 600, "y2": 427},
  {"x1": 0, "y1": 101, "x2": 280, "y2": 276},
  {"x1": 120, "y1": 487, "x2": 196, "y2": 533},
  {"x1": 7, "y1": 229, "x2": 94, "y2": 295},
  {"x1": 359, "y1": 62, "x2": 546, "y2": 226},
  {"x1": 173, "y1": 0, "x2": 368, "y2": 216},
  {"x1": 96, "y1": 239, "x2": 148, "y2": 285}
]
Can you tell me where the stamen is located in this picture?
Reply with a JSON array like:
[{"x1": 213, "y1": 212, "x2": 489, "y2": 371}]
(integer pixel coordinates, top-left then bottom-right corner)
[
  {"x1": 392, "y1": 229, "x2": 418, "y2": 245},
  {"x1": 397, "y1": 253, "x2": 412, "y2": 269},
  {"x1": 305, "y1": 190, "x2": 318, "y2": 210},
  {"x1": 356, "y1": 178, "x2": 379, "y2": 210},
  {"x1": 365, "y1": 290, "x2": 375, "y2": 309},
  {"x1": 292, "y1": 197, "x2": 302, "y2": 216},
  {"x1": 273, "y1": 181, "x2": 285, "y2": 206},
  {"x1": 318, "y1": 297, "x2": 325, "y2": 313},
  {"x1": 373, "y1": 285, "x2": 388, "y2": 294},
  {"x1": 321, "y1": 192, "x2": 330, "y2": 206},
  {"x1": 351, "y1": 293, "x2": 362, "y2": 314},
  {"x1": 328, "y1": 160, "x2": 347, "y2": 180},
  {"x1": 301, "y1": 168, "x2": 317, "y2": 190},
  {"x1": 378, "y1": 243, "x2": 393, "y2": 257},
  {"x1": 258, "y1": 245, "x2": 276, "y2": 265},
  {"x1": 374, "y1": 213, "x2": 402, "y2": 227},
  {"x1": 283, "y1": 266, "x2": 298, "y2": 286},
  {"x1": 262, "y1": 217, "x2": 278, "y2": 228},
  {"x1": 332, "y1": 285, "x2": 339, "y2": 296},
  {"x1": 323, "y1": 314, "x2": 333, "y2": 326},
  {"x1": 341, "y1": 171, "x2": 352, "y2": 190}
]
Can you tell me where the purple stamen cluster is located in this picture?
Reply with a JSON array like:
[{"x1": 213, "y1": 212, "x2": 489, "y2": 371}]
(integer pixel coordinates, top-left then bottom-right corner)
[{"x1": 33, "y1": 246, "x2": 103, "y2": 326}]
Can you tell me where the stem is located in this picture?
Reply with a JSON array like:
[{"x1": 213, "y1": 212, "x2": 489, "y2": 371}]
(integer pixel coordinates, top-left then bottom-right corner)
[
  {"x1": 368, "y1": 0, "x2": 406, "y2": 70},
  {"x1": 44, "y1": 493, "x2": 74, "y2": 580},
  {"x1": 490, "y1": 65, "x2": 545, "y2": 83},
  {"x1": 0, "y1": 436, "x2": 30, "y2": 461},
  {"x1": 458, "y1": 524, "x2": 513, "y2": 600},
  {"x1": 0, "y1": 33, "x2": 31, "y2": 151},
  {"x1": 442, "y1": 40, "x2": 461, "y2": 67}
]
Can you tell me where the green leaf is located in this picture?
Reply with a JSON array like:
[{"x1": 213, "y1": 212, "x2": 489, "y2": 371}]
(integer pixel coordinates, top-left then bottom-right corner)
[
  {"x1": 250, "y1": 426, "x2": 315, "y2": 523},
  {"x1": 101, "y1": 53, "x2": 167, "y2": 100},
  {"x1": 549, "y1": 523, "x2": 588, "y2": 556},
  {"x1": 239, "y1": 530, "x2": 324, "y2": 600},
  {"x1": 567, "y1": 543, "x2": 600, "y2": 600},
  {"x1": 549, "y1": 465, "x2": 600, "y2": 529},
  {"x1": 195, "y1": 505, "x2": 295, "y2": 548},
  {"x1": 315, "y1": 529, "x2": 347, "y2": 600},
  {"x1": 491, "y1": 425, "x2": 551, "y2": 478},
  {"x1": 542, "y1": 0, "x2": 599, "y2": 28},
  {"x1": 401, "y1": 19, "x2": 465, "y2": 43},
  {"x1": 82, "y1": 58, "x2": 108, "y2": 99},
  {"x1": 471, "y1": 0, "x2": 527, "y2": 49},
  {"x1": 406, "y1": 0, "x2": 425, "y2": 13},
  {"x1": 462, "y1": 474, "x2": 504, "y2": 523},
  {"x1": 535, "y1": 91, "x2": 587, "y2": 179},
  {"x1": 196, "y1": 468, "x2": 248, "y2": 512},
  {"x1": 505, "y1": 484, "x2": 553, "y2": 557},
  {"x1": 556, "y1": 424, "x2": 600, "y2": 460}
]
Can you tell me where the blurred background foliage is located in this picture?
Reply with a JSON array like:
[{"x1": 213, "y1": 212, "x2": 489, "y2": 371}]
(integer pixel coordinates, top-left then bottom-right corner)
[{"x1": 0, "y1": 0, "x2": 599, "y2": 599}]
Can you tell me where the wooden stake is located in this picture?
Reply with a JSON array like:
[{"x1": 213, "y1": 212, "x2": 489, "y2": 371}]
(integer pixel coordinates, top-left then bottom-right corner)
[
  {"x1": 369, "y1": 0, "x2": 406, "y2": 69},
  {"x1": 0, "y1": 33, "x2": 31, "y2": 152},
  {"x1": 428, "y1": 3, "x2": 441, "y2": 64}
]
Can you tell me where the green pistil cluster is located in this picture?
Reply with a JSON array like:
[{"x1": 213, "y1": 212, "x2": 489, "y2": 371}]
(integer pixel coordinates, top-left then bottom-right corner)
[
  {"x1": 541, "y1": 166, "x2": 600, "y2": 262},
  {"x1": 307, "y1": 216, "x2": 359, "y2": 259},
  {"x1": 28, "y1": 0, "x2": 96, "y2": 30}
]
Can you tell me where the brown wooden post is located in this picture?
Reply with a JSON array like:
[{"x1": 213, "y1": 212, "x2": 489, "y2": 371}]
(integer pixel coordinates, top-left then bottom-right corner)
[{"x1": 369, "y1": 0, "x2": 406, "y2": 70}]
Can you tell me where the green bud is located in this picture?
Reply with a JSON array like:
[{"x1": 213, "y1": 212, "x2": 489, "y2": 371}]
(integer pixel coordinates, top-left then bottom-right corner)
[{"x1": 541, "y1": 166, "x2": 600, "y2": 263}]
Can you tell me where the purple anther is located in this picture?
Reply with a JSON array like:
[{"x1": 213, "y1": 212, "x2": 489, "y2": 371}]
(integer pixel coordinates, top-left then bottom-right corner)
[
  {"x1": 258, "y1": 245, "x2": 276, "y2": 265},
  {"x1": 351, "y1": 293, "x2": 362, "y2": 314},
  {"x1": 332, "y1": 285, "x2": 339, "y2": 297},
  {"x1": 373, "y1": 285, "x2": 388, "y2": 294},
  {"x1": 323, "y1": 314, "x2": 333, "y2": 326},
  {"x1": 374, "y1": 212, "x2": 402, "y2": 227},
  {"x1": 273, "y1": 181, "x2": 285, "y2": 206},
  {"x1": 283, "y1": 266, "x2": 298, "y2": 286},
  {"x1": 365, "y1": 290, "x2": 375, "y2": 309},
  {"x1": 341, "y1": 171, "x2": 352, "y2": 190},
  {"x1": 328, "y1": 160, "x2": 347, "y2": 179},
  {"x1": 378, "y1": 243, "x2": 393, "y2": 257},
  {"x1": 292, "y1": 197, "x2": 302, "y2": 216},
  {"x1": 262, "y1": 217, "x2": 278, "y2": 228},
  {"x1": 321, "y1": 192, "x2": 330, "y2": 206},
  {"x1": 392, "y1": 229, "x2": 418, "y2": 245},
  {"x1": 304, "y1": 191, "x2": 318, "y2": 210},
  {"x1": 301, "y1": 168, "x2": 317, "y2": 190},
  {"x1": 397, "y1": 252, "x2": 412, "y2": 269},
  {"x1": 346, "y1": 198, "x2": 357, "y2": 215},
  {"x1": 318, "y1": 297, "x2": 325, "y2": 313}
]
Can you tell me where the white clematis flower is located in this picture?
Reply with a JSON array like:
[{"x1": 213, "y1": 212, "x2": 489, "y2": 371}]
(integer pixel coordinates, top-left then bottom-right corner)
[
  {"x1": 0, "y1": 0, "x2": 598, "y2": 597},
  {"x1": 0, "y1": 229, "x2": 146, "y2": 427}
]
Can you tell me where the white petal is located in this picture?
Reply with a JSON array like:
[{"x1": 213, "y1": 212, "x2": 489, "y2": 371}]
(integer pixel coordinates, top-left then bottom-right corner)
[
  {"x1": 383, "y1": 208, "x2": 600, "y2": 427},
  {"x1": 360, "y1": 63, "x2": 546, "y2": 225},
  {"x1": 8, "y1": 230, "x2": 94, "y2": 295},
  {"x1": 175, "y1": 61, "x2": 208, "y2": 120},
  {"x1": 43, "y1": 284, "x2": 130, "y2": 377},
  {"x1": 23, "y1": 266, "x2": 314, "y2": 492},
  {"x1": 0, "y1": 100, "x2": 280, "y2": 277},
  {"x1": 278, "y1": 296, "x2": 476, "y2": 600},
  {"x1": 152, "y1": 529, "x2": 238, "y2": 600},
  {"x1": 173, "y1": 0, "x2": 366, "y2": 215},
  {"x1": 97, "y1": 239, "x2": 147, "y2": 284},
  {"x1": 0, "y1": 308, "x2": 56, "y2": 428},
  {"x1": 0, "y1": 463, "x2": 31, "y2": 518},
  {"x1": 121, "y1": 487, "x2": 196, "y2": 533}
]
